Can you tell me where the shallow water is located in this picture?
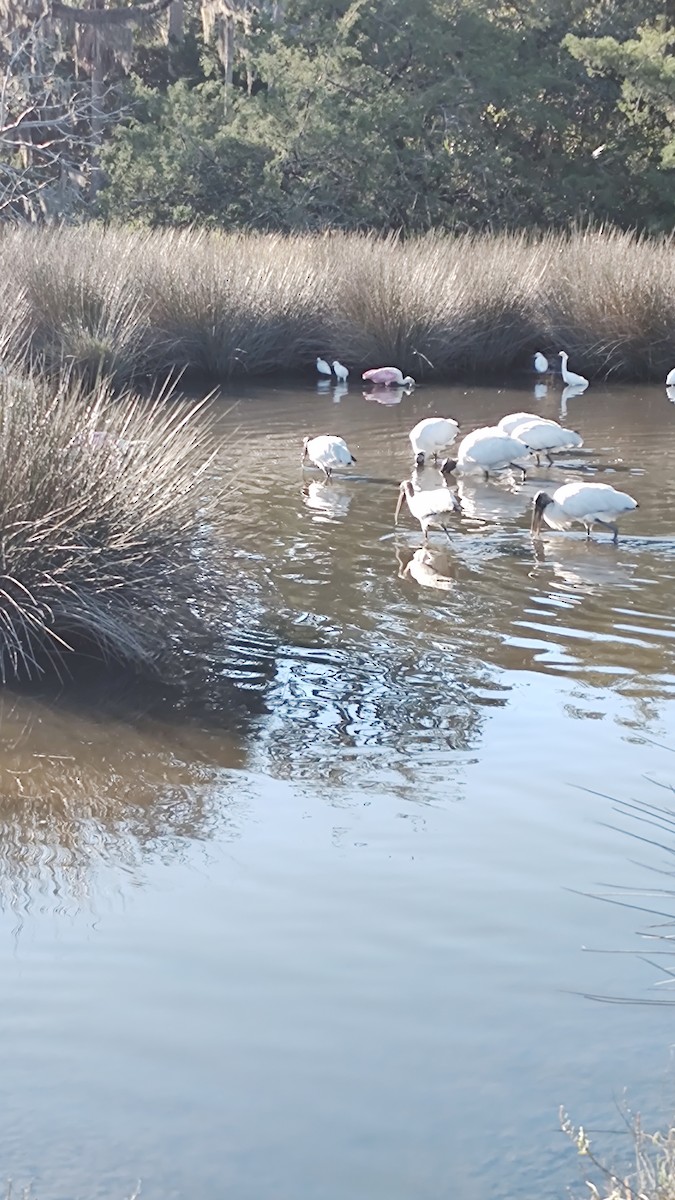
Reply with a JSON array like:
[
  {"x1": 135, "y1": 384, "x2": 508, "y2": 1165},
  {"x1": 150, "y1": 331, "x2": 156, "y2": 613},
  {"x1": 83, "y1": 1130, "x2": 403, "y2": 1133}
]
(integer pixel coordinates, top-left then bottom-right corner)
[{"x1": 3, "y1": 379, "x2": 675, "y2": 1199}]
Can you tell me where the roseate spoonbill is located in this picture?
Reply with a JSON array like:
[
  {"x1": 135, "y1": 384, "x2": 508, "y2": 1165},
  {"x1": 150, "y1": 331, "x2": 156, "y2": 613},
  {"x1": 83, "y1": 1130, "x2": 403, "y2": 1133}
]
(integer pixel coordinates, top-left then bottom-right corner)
[
  {"x1": 507, "y1": 418, "x2": 583, "y2": 466},
  {"x1": 316, "y1": 357, "x2": 332, "y2": 377},
  {"x1": 531, "y1": 482, "x2": 637, "y2": 543},
  {"x1": 441, "y1": 427, "x2": 531, "y2": 480},
  {"x1": 559, "y1": 351, "x2": 589, "y2": 390},
  {"x1": 666, "y1": 367, "x2": 675, "y2": 387},
  {"x1": 302, "y1": 434, "x2": 356, "y2": 478},
  {"x1": 534, "y1": 352, "x2": 549, "y2": 373},
  {"x1": 332, "y1": 360, "x2": 349, "y2": 382},
  {"x1": 395, "y1": 479, "x2": 461, "y2": 542},
  {"x1": 362, "y1": 367, "x2": 415, "y2": 387},
  {"x1": 409, "y1": 416, "x2": 459, "y2": 465}
]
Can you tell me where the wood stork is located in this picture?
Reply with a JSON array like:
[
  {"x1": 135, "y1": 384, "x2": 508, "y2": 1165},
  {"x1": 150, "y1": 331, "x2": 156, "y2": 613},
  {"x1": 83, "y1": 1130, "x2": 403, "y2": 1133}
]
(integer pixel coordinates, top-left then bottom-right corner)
[
  {"x1": 316, "y1": 357, "x2": 332, "y2": 377},
  {"x1": 362, "y1": 366, "x2": 416, "y2": 387},
  {"x1": 409, "y1": 416, "x2": 459, "y2": 465},
  {"x1": 441, "y1": 426, "x2": 531, "y2": 480},
  {"x1": 332, "y1": 360, "x2": 349, "y2": 382},
  {"x1": 534, "y1": 352, "x2": 549, "y2": 373},
  {"x1": 508, "y1": 418, "x2": 583, "y2": 466},
  {"x1": 531, "y1": 482, "x2": 637, "y2": 543},
  {"x1": 395, "y1": 479, "x2": 461, "y2": 542},
  {"x1": 666, "y1": 367, "x2": 675, "y2": 387},
  {"x1": 498, "y1": 411, "x2": 549, "y2": 436},
  {"x1": 559, "y1": 351, "x2": 589, "y2": 391},
  {"x1": 302, "y1": 434, "x2": 356, "y2": 478}
]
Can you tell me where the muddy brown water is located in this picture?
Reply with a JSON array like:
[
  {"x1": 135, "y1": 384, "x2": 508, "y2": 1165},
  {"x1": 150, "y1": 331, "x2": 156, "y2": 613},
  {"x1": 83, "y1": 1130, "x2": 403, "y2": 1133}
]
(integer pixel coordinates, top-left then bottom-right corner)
[{"x1": 3, "y1": 379, "x2": 675, "y2": 1200}]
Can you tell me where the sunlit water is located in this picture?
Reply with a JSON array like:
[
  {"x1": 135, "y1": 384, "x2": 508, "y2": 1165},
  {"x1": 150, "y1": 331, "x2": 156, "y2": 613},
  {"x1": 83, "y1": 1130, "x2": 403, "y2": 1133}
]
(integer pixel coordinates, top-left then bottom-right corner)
[{"x1": 3, "y1": 379, "x2": 675, "y2": 1199}]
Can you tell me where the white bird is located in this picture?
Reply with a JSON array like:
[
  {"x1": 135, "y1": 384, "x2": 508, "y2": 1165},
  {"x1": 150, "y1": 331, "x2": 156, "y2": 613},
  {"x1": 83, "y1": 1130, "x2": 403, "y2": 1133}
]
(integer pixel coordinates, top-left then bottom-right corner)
[
  {"x1": 534, "y1": 352, "x2": 549, "y2": 373},
  {"x1": 666, "y1": 367, "x2": 675, "y2": 387},
  {"x1": 316, "y1": 357, "x2": 332, "y2": 377},
  {"x1": 667, "y1": 385, "x2": 675, "y2": 404},
  {"x1": 441, "y1": 426, "x2": 531, "y2": 479},
  {"x1": 498, "y1": 411, "x2": 549, "y2": 436},
  {"x1": 332, "y1": 360, "x2": 349, "y2": 382},
  {"x1": 531, "y1": 482, "x2": 638, "y2": 543},
  {"x1": 509, "y1": 418, "x2": 583, "y2": 466},
  {"x1": 409, "y1": 416, "x2": 459, "y2": 466},
  {"x1": 559, "y1": 351, "x2": 589, "y2": 391},
  {"x1": 395, "y1": 479, "x2": 461, "y2": 542},
  {"x1": 302, "y1": 434, "x2": 356, "y2": 478}
]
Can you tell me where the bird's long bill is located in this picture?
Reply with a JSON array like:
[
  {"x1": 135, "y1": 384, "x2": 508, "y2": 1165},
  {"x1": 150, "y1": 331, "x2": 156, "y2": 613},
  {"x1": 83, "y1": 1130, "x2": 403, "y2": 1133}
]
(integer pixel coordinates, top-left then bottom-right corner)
[
  {"x1": 394, "y1": 486, "x2": 405, "y2": 525},
  {"x1": 530, "y1": 500, "x2": 544, "y2": 535}
]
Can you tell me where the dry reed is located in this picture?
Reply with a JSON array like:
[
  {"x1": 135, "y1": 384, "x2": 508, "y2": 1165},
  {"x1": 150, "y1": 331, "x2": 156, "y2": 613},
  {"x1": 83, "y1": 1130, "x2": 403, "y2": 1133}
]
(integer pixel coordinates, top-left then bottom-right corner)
[
  {"x1": 0, "y1": 364, "x2": 221, "y2": 682},
  {"x1": 0, "y1": 224, "x2": 674, "y2": 382}
]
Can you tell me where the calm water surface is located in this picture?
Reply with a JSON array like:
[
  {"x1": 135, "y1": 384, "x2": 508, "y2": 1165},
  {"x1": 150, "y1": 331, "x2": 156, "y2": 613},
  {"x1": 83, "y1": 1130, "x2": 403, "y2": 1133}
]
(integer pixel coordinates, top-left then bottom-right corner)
[{"x1": 3, "y1": 380, "x2": 675, "y2": 1199}]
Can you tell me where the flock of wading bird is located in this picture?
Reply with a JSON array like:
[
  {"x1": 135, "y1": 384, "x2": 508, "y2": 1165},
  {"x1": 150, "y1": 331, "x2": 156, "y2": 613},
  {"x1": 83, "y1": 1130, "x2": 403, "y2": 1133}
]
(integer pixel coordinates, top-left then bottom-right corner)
[{"x1": 304, "y1": 351, "x2": 639, "y2": 546}]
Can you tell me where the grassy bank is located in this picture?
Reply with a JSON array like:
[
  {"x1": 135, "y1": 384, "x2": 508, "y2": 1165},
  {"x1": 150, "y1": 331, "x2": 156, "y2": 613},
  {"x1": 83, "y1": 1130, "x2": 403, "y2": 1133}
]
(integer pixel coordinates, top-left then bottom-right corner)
[
  {"x1": 1, "y1": 225, "x2": 674, "y2": 384},
  {"x1": 0, "y1": 365, "x2": 221, "y2": 683}
]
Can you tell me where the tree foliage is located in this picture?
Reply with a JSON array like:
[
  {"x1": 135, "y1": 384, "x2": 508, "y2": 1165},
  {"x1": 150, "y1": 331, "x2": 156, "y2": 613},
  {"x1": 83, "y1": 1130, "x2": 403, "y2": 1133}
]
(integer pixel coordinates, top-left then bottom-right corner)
[{"x1": 3, "y1": 0, "x2": 674, "y2": 231}]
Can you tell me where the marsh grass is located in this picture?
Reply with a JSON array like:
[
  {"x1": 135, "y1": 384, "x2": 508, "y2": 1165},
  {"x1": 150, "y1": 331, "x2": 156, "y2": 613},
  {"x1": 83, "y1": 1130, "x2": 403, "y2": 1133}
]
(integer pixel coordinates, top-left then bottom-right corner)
[
  {"x1": 562, "y1": 1107, "x2": 675, "y2": 1200},
  {"x1": 0, "y1": 365, "x2": 222, "y2": 682},
  {"x1": 2, "y1": 225, "x2": 675, "y2": 383}
]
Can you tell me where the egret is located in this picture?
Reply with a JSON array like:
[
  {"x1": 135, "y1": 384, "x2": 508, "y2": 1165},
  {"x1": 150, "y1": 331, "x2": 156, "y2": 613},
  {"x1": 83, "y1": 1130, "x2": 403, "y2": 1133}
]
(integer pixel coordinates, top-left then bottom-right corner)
[
  {"x1": 666, "y1": 367, "x2": 675, "y2": 387},
  {"x1": 441, "y1": 426, "x2": 531, "y2": 480},
  {"x1": 395, "y1": 479, "x2": 461, "y2": 542},
  {"x1": 362, "y1": 366, "x2": 415, "y2": 387},
  {"x1": 316, "y1": 357, "x2": 332, "y2": 377},
  {"x1": 332, "y1": 360, "x2": 349, "y2": 382},
  {"x1": 559, "y1": 351, "x2": 589, "y2": 391},
  {"x1": 534, "y1": 352, "x2": 549, "y2": 373},
  {"x1": 409, "y1": 416, "x2": 459, "y2": 465},
  {"x1": 531, "y1": 482, "x2": 637, "y2": 543},
  {"x1": 498, "y1": 411, "x2": 549, "y2": 436},
  {"x1": 508, "y1": 418, "x2": 583, "y2": 466},
  {"x1": 302, "y1": 434, "x2": 356, "y2": 478}
]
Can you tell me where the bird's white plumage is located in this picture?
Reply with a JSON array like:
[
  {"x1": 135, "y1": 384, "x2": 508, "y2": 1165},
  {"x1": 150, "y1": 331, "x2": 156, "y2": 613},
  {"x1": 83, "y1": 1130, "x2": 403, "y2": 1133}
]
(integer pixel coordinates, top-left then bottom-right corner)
[
  {"x1": 316, "y1": 357, "x2": 332, "y2": 377},
  {"x1": 498, "y1": 411, "x2": 552, "y2": 436},
  {"x1": 510, "y1": 418, "x2": 583, "y2": 454},
  {"x1": 453, "y1": 426, "x2": 531, "y2": 474},
  {"x1": 532, "y1": 481, "x2": 637, "y2": 541},
  {"x1": 409, "y1": 416, "x2": 459, "y2": 462},
  {"x1": 666, "y1": 367, "x2": 675, "y2": 387},
  {"x1": 302, "y1": 434, "x2": 356, "y2": 477},
  {"x1": 332, "y1": 360, "x2": 349, "y2": 382},
  {"x1": 559, "y1": 351, "x2": 589, "y2": 390},
  {"x1": 395, "y1": 479, "x2": 460, "y2": 540},
  {"x1": 534, "y1": 352, "x2": 549, "y2": 373}
]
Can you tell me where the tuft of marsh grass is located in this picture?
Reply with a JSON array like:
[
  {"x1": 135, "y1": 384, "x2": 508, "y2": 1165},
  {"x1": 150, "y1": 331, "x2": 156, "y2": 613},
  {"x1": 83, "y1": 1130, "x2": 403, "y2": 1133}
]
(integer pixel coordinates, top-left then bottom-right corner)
[
  {"x1": 562, "y1": 1107, "x2": 675, "y2": 1200},
  {"x1": 1, "y1": 225, "x2": 675, "y2": 382},
  {"x1": 0, "y1": 366, "x2": 221, "y2": 682}
]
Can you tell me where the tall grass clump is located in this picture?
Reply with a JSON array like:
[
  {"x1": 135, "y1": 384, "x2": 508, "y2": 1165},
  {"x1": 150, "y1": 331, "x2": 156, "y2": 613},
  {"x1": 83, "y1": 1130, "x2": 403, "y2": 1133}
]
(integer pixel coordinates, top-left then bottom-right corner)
[
  {"x1": 563, "y1": 1107, "x2": 675, "y2": 1200},
  {"x1": 2, "y1": 224, "x2": 675, "y2": 381},
  {"x1": 0, "y1": 365, "x2": 219, "y2": 682}
]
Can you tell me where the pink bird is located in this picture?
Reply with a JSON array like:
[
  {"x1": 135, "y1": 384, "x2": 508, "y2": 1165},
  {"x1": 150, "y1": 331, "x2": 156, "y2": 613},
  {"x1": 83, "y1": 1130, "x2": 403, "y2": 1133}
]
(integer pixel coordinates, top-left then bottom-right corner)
[{"x1": 362, "y1": 366, "x2": 416, "y2": 387}]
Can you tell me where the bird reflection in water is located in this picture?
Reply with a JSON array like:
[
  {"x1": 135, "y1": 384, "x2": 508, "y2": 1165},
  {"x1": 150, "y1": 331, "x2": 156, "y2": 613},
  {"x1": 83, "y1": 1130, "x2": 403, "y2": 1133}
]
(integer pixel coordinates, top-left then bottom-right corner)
[
  {"x1": 302, "y1": 479, "x2": 353, "y2": 520},
  {"x1": 533, "y1": 382, "x2": 548, "y2": 401},
  {"x1": 560, "y1": 383, "x2": 588, "y2": 420},
  {"x1": 332, "y1": 383, "x2": 349, "y2": 404},
  {"x1": 362, "y1": 385, "x2": 412, "y2": 406},
  {"x1": 456, "y1": 477, "x2": 531, "y2": 524},
  {"x1": 397, "y1": 544, "x2": 456, "y2": 591},
  {"x1": 529, "y1": 536, "x2": 635, "y2": 591}
]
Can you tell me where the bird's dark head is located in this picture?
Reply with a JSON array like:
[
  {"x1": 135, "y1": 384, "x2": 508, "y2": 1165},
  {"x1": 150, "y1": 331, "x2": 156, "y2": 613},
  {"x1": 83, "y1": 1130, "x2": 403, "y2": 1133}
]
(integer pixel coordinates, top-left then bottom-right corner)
[
  {"x1": 415, "y1": 451, "x2": 425, "y2": 468},
  {"x1": 439, "y1": 458, "x2": 457, "y2": 476},
  {"x1": 531, "y1": 490, "x2": 553, "y2": 535},
  {"x1": 301, "y1": 437, "x2": 310, "y2": 462}
]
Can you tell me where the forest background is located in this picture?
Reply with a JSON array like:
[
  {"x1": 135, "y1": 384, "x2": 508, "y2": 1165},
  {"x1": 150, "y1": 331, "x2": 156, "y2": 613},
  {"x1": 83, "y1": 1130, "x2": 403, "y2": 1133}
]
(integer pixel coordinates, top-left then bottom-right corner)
[{"x1": 0, "y1": 0, "x2": 673, "y2": 233}]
